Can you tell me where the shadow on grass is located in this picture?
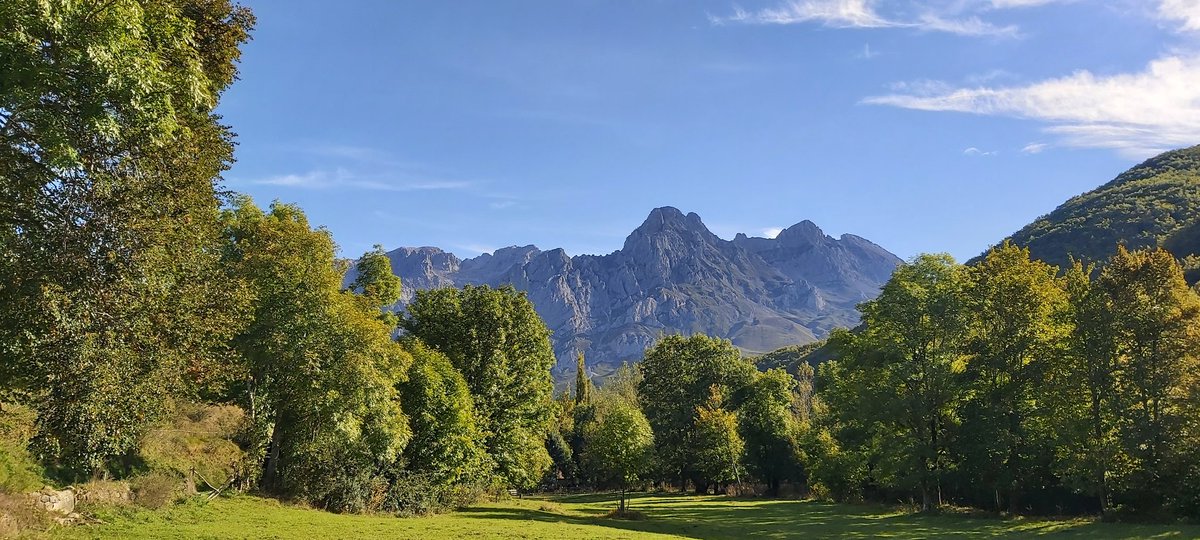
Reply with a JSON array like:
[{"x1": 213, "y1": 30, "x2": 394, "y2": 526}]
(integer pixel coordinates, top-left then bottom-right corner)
[{"x1": 463, "y1": 493, "x2": 1199, "y2": 539}]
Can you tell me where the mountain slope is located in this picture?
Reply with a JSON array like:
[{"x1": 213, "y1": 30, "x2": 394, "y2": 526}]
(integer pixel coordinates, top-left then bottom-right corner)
[
  {"x1": 993, "y1": 145, "x2": 1200, "y2": 270},
  {"x1": 357, "y1": 207, "x2": 901, "y2": 373}
]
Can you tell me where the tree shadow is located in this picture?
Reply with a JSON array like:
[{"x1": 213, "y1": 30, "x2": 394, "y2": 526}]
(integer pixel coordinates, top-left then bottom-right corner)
[{"x1": 463, "y1": 493, "x2": 1200, "y2": 539}]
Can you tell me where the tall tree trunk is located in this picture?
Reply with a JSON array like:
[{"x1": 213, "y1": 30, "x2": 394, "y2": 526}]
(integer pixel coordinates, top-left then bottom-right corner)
[{"x1": 262, "y1": 413, "x2": 284, "y2": 492}]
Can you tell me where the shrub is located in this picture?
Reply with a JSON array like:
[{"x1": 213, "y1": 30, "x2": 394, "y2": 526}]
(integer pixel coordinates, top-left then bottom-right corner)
[
  {"x1": 603, "y1": 508, "x2": 646, "y2": 520},
  {"x1": 131, "y1": 472, "x2": 183, "y2": 509},
  {"x1": 0, "y1": 404, "x2": 44, "y2": 493},
  {"x1": 382, "y1": 472, "x2": 491, "y2": 517}
]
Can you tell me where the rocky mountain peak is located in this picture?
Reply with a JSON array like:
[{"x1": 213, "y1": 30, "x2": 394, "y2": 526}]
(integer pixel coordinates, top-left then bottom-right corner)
[
  {"x1": 775, "y1": 220, "x2": 828, "y2": 248},
  {"x1": 370, "y1": 207, "x2": 901, "y2": 376}
]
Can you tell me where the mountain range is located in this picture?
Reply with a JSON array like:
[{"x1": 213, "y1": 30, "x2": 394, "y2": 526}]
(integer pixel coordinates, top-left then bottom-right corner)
[{"x1": 352, "y1": 207, "x2": 901, "y2": 375}]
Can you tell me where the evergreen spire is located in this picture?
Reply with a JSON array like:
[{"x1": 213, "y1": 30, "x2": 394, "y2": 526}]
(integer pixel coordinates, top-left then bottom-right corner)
[{"x1": 574, "y1": 352, "x2": 592, "y2": 405}]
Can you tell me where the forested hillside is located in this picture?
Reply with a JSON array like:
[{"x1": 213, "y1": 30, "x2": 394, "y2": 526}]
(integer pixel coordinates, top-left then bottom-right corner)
[{"x1": 997, "y1": 145, "x2": 1200, "y2": 274}]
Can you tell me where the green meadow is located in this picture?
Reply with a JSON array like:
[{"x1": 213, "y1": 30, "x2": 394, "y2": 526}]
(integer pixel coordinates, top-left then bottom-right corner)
[{"x1": 52, "y1": 493, "x2": 1200, "y2": 540}]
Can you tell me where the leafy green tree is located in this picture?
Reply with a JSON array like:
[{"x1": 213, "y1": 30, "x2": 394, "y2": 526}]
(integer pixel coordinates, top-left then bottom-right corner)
[
  {"x1": 574, "y1": 353, "x2": 593, "y2": 406},
  {"x1": 958, "y1": 242, "x2": 1070, "y2": 511},
  {"x1": 639, "y1": 334, "x2": 755, "y2": 491},
  {"x1": 350, "y1": 245, "x2": 402, "y2": 326},
  {"x1": 1099, "y1": 247, "x2": 1200, "y2": 513},
  {"x1": 1055, "y1": 260, "x2": 1121, "y2": 514},
  {"x1": 692, "y1": 388, "x2": 745, "y2": 494},
  {"x1": 840, "y1": 254, "x2": 970, "y2": 509},
  {"x1": 397, "y1": 339, "x2": 490, "y2": 486},
  {"x1": 739, "y1": 369, "x2": 802, "y2": 496},
  {"x1": 402, "y1": 285, "x2": 556, "y2": 490},
  {"x1": 582, "y1": 397, "x2": 654, "y2": 512},
  {"x1": 221, "y1": 198, "x2": 410, "y2": 510},
  {"x1": 0, "y1": 0, "x2": 254, "y2": 477}
]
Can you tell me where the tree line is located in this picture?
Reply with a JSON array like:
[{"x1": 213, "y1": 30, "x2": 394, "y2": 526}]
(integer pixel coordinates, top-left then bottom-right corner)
[{"x1": 809, "y1": 243, "x2": 1200, "y2": 519}]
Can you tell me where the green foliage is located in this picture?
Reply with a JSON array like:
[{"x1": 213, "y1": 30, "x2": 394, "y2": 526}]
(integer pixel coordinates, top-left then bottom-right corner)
[
  {"x1": 1097, "y1": 247, "x2": 1200, "y2": 514},
  {"x1": 0, "y1": 0, "x2": 254, "y2": 477},
  {"x1": 638, "y1": 334, "x2": 754, "y2": 489},
  {"x1": 221, "y1": 197, "x2": 410, "y2": 511},
  {"x1": 753, "y1": 341, "x2": 826, "y2": 374},
  {"x1": 833, "y1": 254, "x2": 970, "y2": 509},
  {"x1": 691, "y1": 389, "x2": 744, "y2": 492},
  {"x1": 574, "y1": 353, "x2": 593, "y2": 406},
  {"x1": 739, "y1": 369, "x2": 803, "y2": 496},
  {"x1": 397, "y1": 339, "x2": 490, "y2": 487},
  {"x1": 403, "y1": 285, "x2": 556, "y2": 490},
  {"x1": 957, "y1": 242, "x2": 1070, "y2": 511},
  {"x1": 0, "y1": 403, "x2": 43, "y2": 492},
  {"x1": 800, "y1": 425, "x2": 866, "y2": 503},
  {"x1": 351, "y1": 245, "x2": 403, "y2": 326},
  {"x1": 48, "y1": 492, "x2": 1200, "y2": 539},
  {"x1": 998, "y1": 145, "x2": 1200, "y2": 273},
  {"x1": 807, "y1": 245, "x2": 1200, "y2": 519},
  {"x1": 581, "y1": 397, "x2": 654, "y2": 510}
]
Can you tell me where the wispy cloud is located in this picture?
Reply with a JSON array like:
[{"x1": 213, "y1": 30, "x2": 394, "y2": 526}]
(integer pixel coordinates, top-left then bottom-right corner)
[
  {"x1": 236, "y1": 144, "x2": 485, "y2": 194},
  {"x1": 1021, "y1": 142, "x2": 1050, "y2": 154},
  {"x1": 855, "y1": 43, "x2": 880, "y2": 59},
  {"x1": 710, "y1": 0, "x2": 1019, "y2": 37},
  {"x1": 963, "y1": 147, "x2": 998, "y2": 156},
  {"x1": 863, "y1": 55, "x2": 1200, "y2": 158},
  {"x1": 987, "y1": 0, "x2": 1069, "y2": 8},
  {"x1": 248, "y1": 168, "x2": 473, "y2": 192}
]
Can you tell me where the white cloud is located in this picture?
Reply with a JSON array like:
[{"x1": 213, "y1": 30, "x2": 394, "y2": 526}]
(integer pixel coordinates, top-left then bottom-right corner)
[
  {"x1": 1158, "y1": 0, "x2": 1200, "y2": 31},
  {"x1": 1021, "y1": 142, "x2": 1050, "y2": 154},
  {"x1": 762, "y1": 227, "x2": 784, "y2": 238},
  {"x1": 245, "y1": 169, "x2": 473, "y2": 192},
  {"x1": 855, "y1": 43, "x2": 880, "y2": 59},
  {"x1": 863, "y1": 55, "x2": 1200, "y2": 157},
  {"x1": 988, "y1": 0, "x2": 1068, "y2": 8},
  {"x1": 963, "y1": 147, "x2": 998, "y2": 156},
  {"x1": 714, "y1": 0, "x2": 898, "y2": 28},
  {"x1": 711, "y1": 0, "x2": 1018, "y2": 36}
]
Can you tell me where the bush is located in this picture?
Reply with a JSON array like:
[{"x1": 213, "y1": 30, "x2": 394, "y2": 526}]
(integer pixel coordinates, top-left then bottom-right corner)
[
  {"x1": 0, "y1": 404, "x2": 44, "y2": 493},
  {"x1": 604, "y1": 508, "x2": 646, "y2": 520},
  {"x1": 131, "y1": 472, "x2": 183, "y2": 509},
  {"x1": 382, "y1": 472, "x2": 491, "y2": 516}
]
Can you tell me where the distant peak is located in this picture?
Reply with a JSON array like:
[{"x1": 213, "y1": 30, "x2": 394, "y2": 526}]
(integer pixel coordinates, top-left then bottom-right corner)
[
  {"x1": 633, "y1": 206, "x2": 708, "y2": 234},
  {"x1": 390, "y1": 246, "x2": 447, "y2": 256},
  {"x1": 775, "y1": 220, "x2": 827, "y2": 246}
]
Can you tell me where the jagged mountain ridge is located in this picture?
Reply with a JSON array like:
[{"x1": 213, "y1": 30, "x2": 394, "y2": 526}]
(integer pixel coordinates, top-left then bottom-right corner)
[{"x1": 358, "y1": 207, "x2": 901, "y2": 373}]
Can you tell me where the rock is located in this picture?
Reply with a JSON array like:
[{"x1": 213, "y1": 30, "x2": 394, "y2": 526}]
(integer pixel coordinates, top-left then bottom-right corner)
[
  {"x1": 28, "y1": 486, "x2": 75, "y2": 515},
  {"x1": 356, "y1": 207, "x2": 902, "y2": 375}
]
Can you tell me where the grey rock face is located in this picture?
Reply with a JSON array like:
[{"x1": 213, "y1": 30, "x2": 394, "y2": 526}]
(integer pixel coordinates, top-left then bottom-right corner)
[{"x1": 363, "y1": 207, "x2": 901, "y2": 373}]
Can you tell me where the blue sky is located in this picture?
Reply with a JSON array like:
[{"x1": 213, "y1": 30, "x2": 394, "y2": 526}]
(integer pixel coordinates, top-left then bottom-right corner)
[{"x1": 219, "y1": 0, "x2": 1200, "y2": 262}]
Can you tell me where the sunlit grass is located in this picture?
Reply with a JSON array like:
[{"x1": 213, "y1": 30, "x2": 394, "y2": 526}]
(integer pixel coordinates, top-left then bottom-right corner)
[{"x1": 50, "y1": 491, "x2": 1200, "y2": 539}]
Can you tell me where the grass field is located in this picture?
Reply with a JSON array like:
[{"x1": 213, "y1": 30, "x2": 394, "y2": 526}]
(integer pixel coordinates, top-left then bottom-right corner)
[{"x1": 50, "y1": 492, "x2": 1200, "y2": 539}]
